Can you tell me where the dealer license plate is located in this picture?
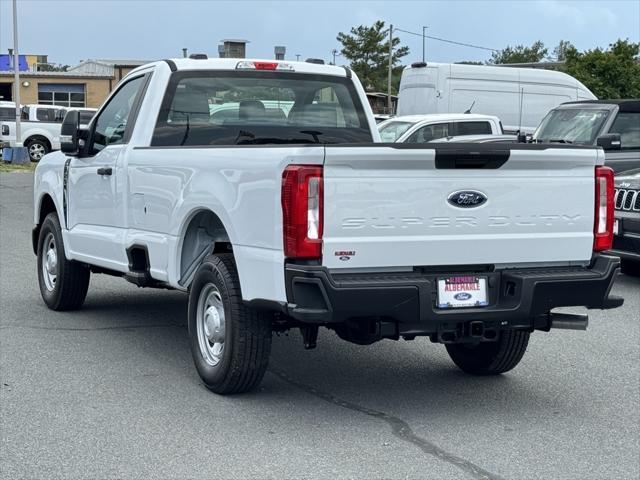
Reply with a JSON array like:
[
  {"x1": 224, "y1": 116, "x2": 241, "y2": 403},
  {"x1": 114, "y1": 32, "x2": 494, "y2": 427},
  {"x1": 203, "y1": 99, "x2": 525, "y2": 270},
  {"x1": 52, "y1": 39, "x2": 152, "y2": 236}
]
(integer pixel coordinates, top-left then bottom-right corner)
[{"x1": 437, "y1": 276, "x2": 488, "y2": 309}]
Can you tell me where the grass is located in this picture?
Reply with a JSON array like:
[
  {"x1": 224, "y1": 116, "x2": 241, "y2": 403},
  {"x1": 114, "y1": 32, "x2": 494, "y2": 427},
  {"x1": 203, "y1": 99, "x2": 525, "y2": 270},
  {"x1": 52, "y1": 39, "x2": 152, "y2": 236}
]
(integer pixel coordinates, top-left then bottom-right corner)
[{"x1": 0, "y1": 160, "x2": 37, "y2": 173}]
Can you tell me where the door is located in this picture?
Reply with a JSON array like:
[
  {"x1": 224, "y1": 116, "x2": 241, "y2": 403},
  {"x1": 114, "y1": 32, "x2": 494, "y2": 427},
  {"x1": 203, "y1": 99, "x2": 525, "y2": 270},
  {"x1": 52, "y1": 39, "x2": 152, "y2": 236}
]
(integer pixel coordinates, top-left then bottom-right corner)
[{"x1": 66, "y1": 74, "x2": 148, "y2": 267}]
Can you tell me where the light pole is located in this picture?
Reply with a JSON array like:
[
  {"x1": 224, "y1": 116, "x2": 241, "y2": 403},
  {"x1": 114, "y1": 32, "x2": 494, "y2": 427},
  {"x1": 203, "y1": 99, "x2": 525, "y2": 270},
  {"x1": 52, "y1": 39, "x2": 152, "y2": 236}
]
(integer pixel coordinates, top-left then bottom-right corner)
[
  {"x1": 12, "y1": 0, "x2": 22, "y2": 147},
  {"x1": 387, "y1": 24, "x2": 393, "y2": 114},
  {"x1": 422, "y1": 26, "x2": 428, "y2": 63},
  {"x1": 331, "y1": 49, "x2": 341, "y2": 65},
  {"x1": 295, "y1": 54, "x2": 301, "y2": 61}
]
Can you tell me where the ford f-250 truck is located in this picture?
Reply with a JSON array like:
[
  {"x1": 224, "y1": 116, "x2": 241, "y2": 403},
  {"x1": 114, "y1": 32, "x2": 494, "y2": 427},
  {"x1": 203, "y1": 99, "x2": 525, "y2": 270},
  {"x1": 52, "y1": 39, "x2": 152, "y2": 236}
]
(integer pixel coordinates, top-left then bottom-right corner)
[{"x1": 33, "y1": 57, "x2": 623, "y2": 394}]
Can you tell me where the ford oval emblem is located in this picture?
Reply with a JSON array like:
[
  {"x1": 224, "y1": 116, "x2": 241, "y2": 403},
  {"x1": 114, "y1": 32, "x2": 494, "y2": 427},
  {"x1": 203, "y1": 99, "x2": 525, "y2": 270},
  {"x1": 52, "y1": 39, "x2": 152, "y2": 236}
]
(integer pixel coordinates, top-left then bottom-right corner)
[
  {"x1": 454, "y1": 292, "x2": 472, "y2": 301},
  {"x1": 448, "y1": 190, "x2": 487, "y2": 208}
]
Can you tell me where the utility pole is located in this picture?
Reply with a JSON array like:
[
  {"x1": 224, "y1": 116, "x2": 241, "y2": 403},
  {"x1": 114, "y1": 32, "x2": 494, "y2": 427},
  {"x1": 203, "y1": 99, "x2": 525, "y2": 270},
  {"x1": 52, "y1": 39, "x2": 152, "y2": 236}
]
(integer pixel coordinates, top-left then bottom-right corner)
[
  {"x1": 12, "y1": 0, "x2": 21, "y2": 146},
  {"x1": 387, "y1": 24, "x2": 393, "y2": 114},
  {"x1": 331, "y1": 49, "x2": 341, "y2": 65},
  {"x1": 422, "y1": 26, "x2": 428, "y2": 63},
  {"x1": 295, "y1": 54, "x2": 301, "y2": 61}
]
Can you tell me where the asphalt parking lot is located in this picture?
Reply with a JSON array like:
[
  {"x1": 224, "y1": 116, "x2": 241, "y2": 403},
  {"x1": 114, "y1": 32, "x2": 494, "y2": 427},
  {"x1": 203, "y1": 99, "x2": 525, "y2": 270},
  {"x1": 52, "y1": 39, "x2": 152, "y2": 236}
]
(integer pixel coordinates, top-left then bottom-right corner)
[{"x1": 1, "y1": 171, "x2": 638, "y2": 480}]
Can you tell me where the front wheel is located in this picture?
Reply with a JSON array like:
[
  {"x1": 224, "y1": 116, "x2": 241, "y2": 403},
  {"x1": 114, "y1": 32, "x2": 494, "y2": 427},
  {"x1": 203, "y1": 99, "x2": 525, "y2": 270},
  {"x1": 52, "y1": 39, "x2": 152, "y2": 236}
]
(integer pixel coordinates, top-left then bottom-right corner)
[
  {"x1": 37, "y1": 213, "x2": 90, "y2": 310},
  {"x1": 187, "y1": 253, "x2": 272, "y2": 394},
  {"x1": 445, "y1": 330, "x2": 530, "y2": 375}
]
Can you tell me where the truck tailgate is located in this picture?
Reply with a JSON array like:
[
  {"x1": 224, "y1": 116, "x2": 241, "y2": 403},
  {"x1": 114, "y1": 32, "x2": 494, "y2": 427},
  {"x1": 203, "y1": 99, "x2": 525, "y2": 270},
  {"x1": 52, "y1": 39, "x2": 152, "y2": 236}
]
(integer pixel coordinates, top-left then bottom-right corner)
[{"x1": 322, "y1": 145, "x2": 602, "y2": 269}]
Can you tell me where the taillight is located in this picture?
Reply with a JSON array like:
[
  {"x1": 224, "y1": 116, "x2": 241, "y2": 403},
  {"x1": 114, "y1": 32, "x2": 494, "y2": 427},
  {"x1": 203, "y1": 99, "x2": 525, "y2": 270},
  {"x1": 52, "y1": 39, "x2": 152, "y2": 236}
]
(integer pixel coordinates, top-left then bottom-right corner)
[
  {"x1": 282, "y1": 165, "x2": 323, "y2": 259},
  {"x1": 594, "y1": 166, "x2": 614, "y2": 251}
]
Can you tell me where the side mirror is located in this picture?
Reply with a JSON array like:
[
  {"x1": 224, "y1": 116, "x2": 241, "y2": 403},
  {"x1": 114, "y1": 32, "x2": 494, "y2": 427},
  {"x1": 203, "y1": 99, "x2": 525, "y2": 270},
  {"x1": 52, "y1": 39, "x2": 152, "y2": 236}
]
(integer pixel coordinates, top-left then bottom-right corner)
[
  {"x1": 60, "y1": 110, "x2": 80, "y2": 156},
  {"x1": 596, "y1": 133, "x2": 621, "y2": 151}
]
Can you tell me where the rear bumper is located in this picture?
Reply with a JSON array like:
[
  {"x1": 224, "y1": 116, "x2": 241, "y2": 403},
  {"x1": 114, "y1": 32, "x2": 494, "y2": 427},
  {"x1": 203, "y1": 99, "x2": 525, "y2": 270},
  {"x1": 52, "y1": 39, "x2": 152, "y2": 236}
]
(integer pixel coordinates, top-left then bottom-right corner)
[{"x1": 284, "y1": 255, "x2": 623, "y2": 334}]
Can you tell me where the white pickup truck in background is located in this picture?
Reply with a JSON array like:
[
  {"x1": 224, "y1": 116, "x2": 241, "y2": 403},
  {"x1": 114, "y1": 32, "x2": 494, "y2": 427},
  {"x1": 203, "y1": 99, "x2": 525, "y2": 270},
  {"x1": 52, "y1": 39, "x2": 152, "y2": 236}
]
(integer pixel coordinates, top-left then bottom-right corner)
[
  {"x1": 32, "y1": 57, "x2": 623, "y2": 395},
  {"x1": 377, "y1": 113, "x2": 503, "y2": 143},
  {"x1": 1, "y1": 104, "x2": 96, "y2": 161}
]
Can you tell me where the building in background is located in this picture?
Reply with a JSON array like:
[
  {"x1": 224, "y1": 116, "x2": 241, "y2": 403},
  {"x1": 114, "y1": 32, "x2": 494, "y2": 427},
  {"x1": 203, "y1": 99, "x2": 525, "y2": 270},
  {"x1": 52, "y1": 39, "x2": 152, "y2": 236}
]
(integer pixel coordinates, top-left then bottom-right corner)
[
  {"x1": 0, "y1": 58, "x2": 151, "y2": 107},
  {"x1": 274, "y1": 46, "x2": 286, "y2": 60},
  {"x1": 68, "y1": 59, "x2": 151, "y2": 84},
  {"x1": 0, "y1": 71, "x2": 112, "y2": 107},
  {"x1": 218, "y1": 39, "x2": 249, "y2": 58},
  {"x1": 0, "y1": 53, "x2": 48, "y2": 72},
  {"x1": 366, "y1": 92, "x2": 398, "y2": 115}
]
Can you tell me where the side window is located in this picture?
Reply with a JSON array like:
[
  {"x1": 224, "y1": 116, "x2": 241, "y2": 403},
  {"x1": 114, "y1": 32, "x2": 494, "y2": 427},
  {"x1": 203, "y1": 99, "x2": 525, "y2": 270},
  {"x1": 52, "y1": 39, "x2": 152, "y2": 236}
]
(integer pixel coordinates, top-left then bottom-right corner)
[
  {"x1": 455, "y1": 121, "x2": 492, "y2": 136},
  {"x1": 36, "y1": 108, "x2": 55, "y2": 122},
  {"x1": 91, "y1": 75, "x2": 145, "y2": 153},
  {"x1": 406, "y1": 123, "x2": 449, "y2": 143},
  {"x1": 0, "y1": 107, "x2": 14, "y2": 120},
  {"x1": 609, "y1": 112, "x2": 640, "y2": 150}
]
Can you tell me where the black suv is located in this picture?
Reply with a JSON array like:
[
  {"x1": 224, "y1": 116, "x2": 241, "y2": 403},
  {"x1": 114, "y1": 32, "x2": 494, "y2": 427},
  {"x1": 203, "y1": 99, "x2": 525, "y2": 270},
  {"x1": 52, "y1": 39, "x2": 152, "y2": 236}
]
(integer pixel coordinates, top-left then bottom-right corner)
[
  {"x1": 611, "y1": 168, "x2": 640, "y2": 274},
  {"x1": 533, "y1": 99, "x2": 640, "y2": 172}
]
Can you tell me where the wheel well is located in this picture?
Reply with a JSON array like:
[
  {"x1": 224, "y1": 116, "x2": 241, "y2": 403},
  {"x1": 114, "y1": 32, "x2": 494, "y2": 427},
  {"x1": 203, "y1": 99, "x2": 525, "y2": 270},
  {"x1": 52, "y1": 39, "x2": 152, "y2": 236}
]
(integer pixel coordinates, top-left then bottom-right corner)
[
  {"x1": 26, "y1": 135, "x2": 51, "y2": 150},
  {"x1": 179, "y1": 210, "x2": 231, "y2": 287},
  {"x1": 33, "y1": 194, "x2": 57, "y2": 254}
]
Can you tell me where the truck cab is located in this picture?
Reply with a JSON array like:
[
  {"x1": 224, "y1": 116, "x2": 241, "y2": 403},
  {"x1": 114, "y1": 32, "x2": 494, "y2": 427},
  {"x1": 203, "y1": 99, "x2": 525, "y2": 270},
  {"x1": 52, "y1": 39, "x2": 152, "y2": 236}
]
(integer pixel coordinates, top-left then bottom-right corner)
[{"x1": 532, "y1": 99, "x2": 640, "y2": 173}]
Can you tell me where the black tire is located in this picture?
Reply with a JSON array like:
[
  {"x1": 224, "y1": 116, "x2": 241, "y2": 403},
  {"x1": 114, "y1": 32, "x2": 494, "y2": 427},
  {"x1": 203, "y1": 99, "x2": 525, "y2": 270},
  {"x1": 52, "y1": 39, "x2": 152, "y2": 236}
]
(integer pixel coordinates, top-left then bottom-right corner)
[
  {"x1": 37, "y1": 212, "x2": 90, "y2": 311},
  {"x1": 187, "y1": 253, "x2": 272, "y2": 394},
  {"x1": 26, "y1": 137, "x2": 50, "y2": 162},
  {"x1": 445, "y1": 330, "x2": 530, "y2": 375},
  {"x1": 621, "y1": 259, "x2": 640, "y2": 276}
]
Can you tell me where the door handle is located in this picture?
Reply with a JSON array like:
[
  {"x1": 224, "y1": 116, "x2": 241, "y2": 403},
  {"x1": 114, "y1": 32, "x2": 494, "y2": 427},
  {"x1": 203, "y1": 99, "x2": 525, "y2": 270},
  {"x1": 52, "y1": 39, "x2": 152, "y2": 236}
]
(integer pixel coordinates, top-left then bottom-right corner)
[{"x1": 97, "y1": 167, "x2": 112, "y2": 176}]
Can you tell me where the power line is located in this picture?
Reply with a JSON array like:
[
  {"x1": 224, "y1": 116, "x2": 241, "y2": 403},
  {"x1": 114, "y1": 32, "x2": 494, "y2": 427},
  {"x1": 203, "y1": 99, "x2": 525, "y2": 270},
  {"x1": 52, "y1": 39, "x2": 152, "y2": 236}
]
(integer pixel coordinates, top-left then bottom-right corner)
[{"x1": 393, "y1": 27, "x2": 498, "y2": 52}]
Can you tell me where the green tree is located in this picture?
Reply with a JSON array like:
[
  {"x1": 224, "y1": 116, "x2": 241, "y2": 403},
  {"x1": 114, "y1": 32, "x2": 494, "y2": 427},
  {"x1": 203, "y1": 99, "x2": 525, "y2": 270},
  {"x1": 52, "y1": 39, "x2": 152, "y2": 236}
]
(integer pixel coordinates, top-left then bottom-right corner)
[
  {"x1": 553, "y1": 40, "x2": 573, "y2": 62},
  {"x1": 563, "y1": 39, "x2": 640, "y2": 98},
  {"x1": 489, "y1": 40, "x2": 548, "y2": 64},
  {"x1": 337, "y1": 20, "x2": 409, "y2": 92},
  {"x1": 37, "y1": 63, "x2": 69, "y2": 72}
]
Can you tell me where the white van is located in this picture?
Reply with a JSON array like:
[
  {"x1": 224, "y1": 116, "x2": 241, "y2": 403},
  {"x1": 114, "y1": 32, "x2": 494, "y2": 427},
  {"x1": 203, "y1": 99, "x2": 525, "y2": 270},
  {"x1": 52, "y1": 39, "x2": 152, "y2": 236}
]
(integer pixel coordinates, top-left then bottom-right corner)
[{"x1": 396, "y1": 62, "x2": 596, "y2": 133}]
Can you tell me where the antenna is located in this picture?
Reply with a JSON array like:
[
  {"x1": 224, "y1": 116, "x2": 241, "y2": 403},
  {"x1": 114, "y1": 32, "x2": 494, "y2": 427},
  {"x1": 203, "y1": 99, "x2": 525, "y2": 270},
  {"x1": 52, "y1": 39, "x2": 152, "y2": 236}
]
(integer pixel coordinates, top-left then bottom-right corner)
[{"x1": 464, "y1": 100, "x2": 475, "y2": 114}]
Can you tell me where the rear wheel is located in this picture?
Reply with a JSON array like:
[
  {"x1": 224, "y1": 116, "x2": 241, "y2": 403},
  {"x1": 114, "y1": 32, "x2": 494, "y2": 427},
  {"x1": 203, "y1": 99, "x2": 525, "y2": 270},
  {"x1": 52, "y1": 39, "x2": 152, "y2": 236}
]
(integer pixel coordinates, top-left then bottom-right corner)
[
  {"x1": 187, "y1": 253, "x2": 272, "y2": 394},
  {"x1": 445, "y1": 330, "x2": 530, "y2": 375},
  {"x1": 37, "y1": 213, "x2": 90, "y2": 310},
  {"x1": 26, "y1": 137, "x2": 50, "y2": 162}
]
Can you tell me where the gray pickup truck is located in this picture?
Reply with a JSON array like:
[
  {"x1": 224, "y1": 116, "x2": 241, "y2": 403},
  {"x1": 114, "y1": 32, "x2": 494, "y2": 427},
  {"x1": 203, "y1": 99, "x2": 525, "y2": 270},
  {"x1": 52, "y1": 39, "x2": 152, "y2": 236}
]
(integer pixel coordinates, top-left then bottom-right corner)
[{"x1": 532, "y1": 99, "x2": 640, "y2": 173}]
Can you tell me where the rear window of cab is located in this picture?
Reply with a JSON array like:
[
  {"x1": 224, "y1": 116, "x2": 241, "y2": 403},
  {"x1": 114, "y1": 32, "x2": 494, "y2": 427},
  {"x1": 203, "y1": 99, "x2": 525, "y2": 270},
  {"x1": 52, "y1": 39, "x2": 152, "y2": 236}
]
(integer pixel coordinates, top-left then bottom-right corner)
[{"x1": 151, "y1": 71, "x2": 372, "y2": 146}]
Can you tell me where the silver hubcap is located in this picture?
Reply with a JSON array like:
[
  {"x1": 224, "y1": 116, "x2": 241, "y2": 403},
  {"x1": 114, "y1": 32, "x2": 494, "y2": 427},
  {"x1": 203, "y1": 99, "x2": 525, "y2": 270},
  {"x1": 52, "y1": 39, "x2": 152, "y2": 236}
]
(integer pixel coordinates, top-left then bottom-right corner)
[
  {"x1": 196, "y1": 283, "x2": 226, "y2": 366},
  {"x1": 29, "y1": 143, "x2": 46, "y2": 160},
  {"x1": 41, "y1": 232, "x2": 58, "y2": 291}
]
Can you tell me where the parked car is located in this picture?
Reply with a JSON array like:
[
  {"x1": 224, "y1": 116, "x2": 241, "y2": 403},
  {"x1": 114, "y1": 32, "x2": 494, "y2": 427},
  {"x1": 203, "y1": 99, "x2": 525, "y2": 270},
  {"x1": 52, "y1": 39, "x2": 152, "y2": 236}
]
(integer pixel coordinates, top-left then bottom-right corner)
[
  {"x1": 532, "y1": 100, "x2": 640, "y2": 172},
  {"x1": 0, "y1": 104, "x2": 97, "y2": 161},
  {"x1": 378, "y1": 113, "x2": 502, "y2": 143},
  {"x1": 33, "y1": 57, "x2": 622, "y2": 395},
  {"x1": 396, "y1": 62, "x2": 595, "y2": 134},
  {"x1": 610, "y1": 168, "x2": 640, "y2": 274},
  {"x1": 430, "y1": 134, "x2": 518, "y2": 144}
]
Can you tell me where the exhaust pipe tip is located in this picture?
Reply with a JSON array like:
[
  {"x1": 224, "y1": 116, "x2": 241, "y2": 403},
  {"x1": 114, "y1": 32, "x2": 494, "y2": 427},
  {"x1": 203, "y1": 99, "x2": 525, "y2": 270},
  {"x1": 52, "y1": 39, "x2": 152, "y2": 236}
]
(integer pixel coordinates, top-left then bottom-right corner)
[{"x1": 550, "y1": 312, "x2": 589, "y2": 331}]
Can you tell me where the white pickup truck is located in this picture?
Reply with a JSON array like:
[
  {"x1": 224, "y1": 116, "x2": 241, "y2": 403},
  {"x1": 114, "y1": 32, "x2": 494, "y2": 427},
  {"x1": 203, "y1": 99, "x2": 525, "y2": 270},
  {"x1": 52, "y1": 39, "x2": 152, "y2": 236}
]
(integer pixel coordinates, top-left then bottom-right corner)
[
  {"x1": 33, "y1": 57, "x2": 623, "y2": 395},
  {"x1": 1, "y1": 104, "x2": 96, "y2": 161}
]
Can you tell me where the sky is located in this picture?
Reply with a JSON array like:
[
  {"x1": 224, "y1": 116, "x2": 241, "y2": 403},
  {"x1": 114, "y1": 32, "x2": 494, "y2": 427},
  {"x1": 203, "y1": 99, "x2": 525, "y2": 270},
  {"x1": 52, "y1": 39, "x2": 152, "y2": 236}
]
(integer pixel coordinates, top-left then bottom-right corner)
[{"x1": 0, "y1": 0, "x2": 639, "y2": 67}]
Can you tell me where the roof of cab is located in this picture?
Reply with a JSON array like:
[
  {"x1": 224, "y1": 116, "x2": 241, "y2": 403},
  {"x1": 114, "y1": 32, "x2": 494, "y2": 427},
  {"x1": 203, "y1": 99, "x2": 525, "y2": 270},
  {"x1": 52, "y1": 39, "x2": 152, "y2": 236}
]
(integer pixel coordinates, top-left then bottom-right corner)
[
  {"x1": 561, "y1": 99, "x2": 640, "y2": 113},
  {"x1": 137, "y1": 58, "x2": 350, "y2": 77}
]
